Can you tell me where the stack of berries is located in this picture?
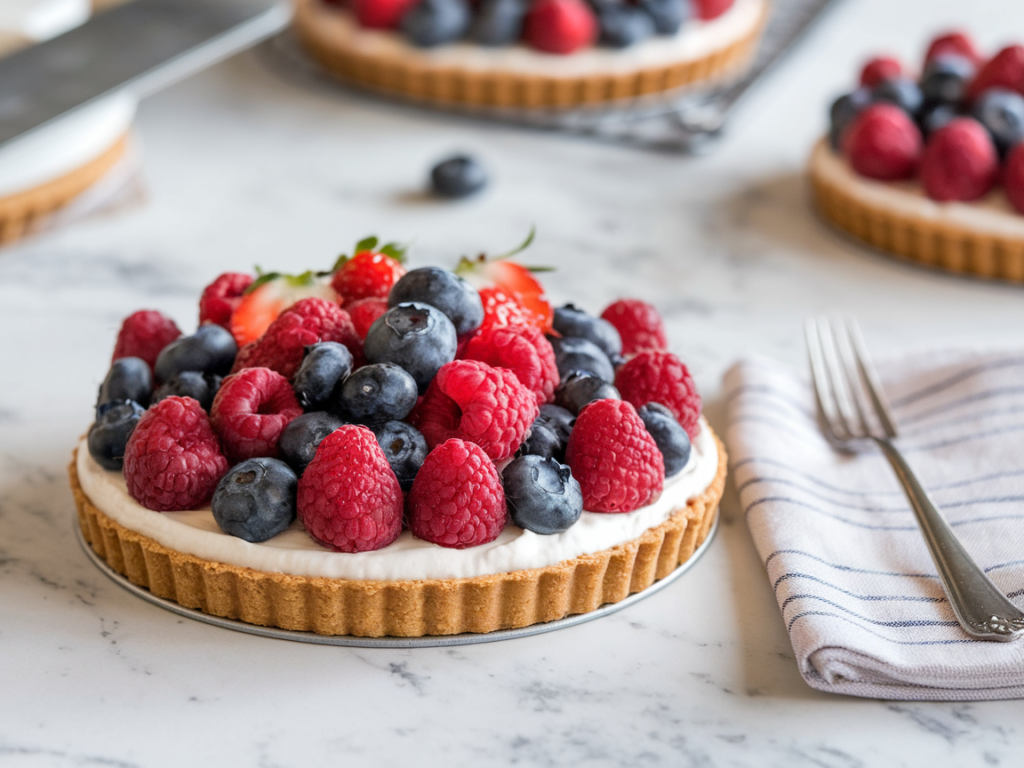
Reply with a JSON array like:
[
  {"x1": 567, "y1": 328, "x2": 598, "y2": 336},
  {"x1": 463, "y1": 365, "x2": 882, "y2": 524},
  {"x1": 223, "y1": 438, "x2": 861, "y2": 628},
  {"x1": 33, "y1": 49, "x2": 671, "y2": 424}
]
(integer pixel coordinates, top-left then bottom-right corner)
[
  {"x1": 88, "y1": 236, "x2": 702, "y2": 555},
  {"x1": 828, "y1": 31, "x2": 1024, "y2": 212},
  {"x1": 331, "y1": 0, "x2": 734, "y2": 55}
]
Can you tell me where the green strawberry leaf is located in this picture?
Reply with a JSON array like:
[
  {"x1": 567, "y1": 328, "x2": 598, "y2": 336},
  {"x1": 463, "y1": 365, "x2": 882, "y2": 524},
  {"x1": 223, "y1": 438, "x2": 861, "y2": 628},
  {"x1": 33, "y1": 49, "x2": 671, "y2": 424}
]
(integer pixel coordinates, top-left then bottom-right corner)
[
  {"x1": 354, "y1": 235, "x2": 378, "y2": 254},
  {"x1": 245, "y1": 270, "x2": 281, "y2": 294}
]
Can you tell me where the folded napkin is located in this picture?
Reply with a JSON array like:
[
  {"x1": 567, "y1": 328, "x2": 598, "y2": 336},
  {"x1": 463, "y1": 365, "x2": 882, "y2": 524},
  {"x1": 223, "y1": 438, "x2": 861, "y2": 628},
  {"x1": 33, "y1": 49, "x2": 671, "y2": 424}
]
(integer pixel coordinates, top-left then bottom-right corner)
[{"x1": 724, "y1": 348, "x2": 1024, "y2": 701}]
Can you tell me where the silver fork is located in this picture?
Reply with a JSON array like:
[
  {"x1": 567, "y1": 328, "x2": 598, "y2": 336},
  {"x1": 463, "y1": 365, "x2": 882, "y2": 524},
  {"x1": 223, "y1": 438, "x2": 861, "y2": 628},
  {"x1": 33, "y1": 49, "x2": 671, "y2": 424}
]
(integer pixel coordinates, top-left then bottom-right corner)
[{"x1": 805, "y1": 316, "x2": 1024, "y2": 642}]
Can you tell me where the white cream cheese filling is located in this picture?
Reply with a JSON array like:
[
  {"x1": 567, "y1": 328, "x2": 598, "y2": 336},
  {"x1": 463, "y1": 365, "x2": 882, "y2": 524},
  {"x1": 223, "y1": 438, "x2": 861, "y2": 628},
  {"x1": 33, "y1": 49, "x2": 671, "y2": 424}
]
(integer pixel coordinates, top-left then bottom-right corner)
[
  {"x1": 76, "y1": 418, "x2": 719, "y2": 581},
  {"x1": 303, "y1": 0, "x2": 763, "y2": 78},
  {"x1": 810, "y1": 139, "x2": 1024, "y2": 239}
]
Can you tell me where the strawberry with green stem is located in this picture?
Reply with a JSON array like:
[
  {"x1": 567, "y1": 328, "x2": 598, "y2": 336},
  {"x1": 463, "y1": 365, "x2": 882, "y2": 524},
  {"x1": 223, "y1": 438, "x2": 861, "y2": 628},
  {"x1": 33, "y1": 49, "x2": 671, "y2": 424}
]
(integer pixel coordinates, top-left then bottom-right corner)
[{"x1": 331, "y1": 236, "x2": 408, "y2": 305}]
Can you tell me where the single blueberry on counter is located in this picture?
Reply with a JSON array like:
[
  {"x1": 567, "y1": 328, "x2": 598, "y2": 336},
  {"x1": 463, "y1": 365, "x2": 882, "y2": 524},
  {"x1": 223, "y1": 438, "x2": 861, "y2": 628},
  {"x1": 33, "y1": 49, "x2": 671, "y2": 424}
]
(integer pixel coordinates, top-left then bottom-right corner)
[
  {"x1": 97, "y1": 357, "x2": 152, "y2": 410},
  {"x1": 293, "y1": 342, "x2": 353, "y2": 411},
  {"x1": 503, "y1": 455, "x2": 583, "y2": 535},
  {"x1": 373, "y1": 421, "x2": 429, "y2": 492},
  {"x1": 430, "y1": 155, "x2": 488, "y2": 199},
  {"x1": 154, "y1": 324, "x2": 237, "y2": 383},
  {"x1": 279, "y1": 412, "x2": 345, "y2": 476},
  {"x1": 152, "y1": 371, "x2": 222, "y2": 412},
  {"x1": 555, "y1": 370, "x2": 620, "y2": 415},
  {"x1": 389, "y1": 267, "x2": 484, "y2": 337},
  {"x1": 335, "y1": 363, "x2": 419, "y2": 425},
  {"x1": 638, "y1": 402, "x2": 691, "y2": 477},
  {"x1": 211, "y1": 458, "x2": 298, "y2": 543},
  {"x1": 88, "y1": 400, "x2": 146, "y2": 470},
  {"x1": 364, "y1": 302, "x2": 458, "y2": 393}
]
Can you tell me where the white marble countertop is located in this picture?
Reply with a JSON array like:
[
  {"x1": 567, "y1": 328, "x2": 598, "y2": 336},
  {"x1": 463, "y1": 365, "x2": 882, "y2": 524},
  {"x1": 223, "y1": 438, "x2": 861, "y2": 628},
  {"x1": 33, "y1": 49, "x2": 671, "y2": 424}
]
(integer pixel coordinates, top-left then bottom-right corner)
[{"x1": 4, "y1": 0, "x2": 1024, "y2": 764}]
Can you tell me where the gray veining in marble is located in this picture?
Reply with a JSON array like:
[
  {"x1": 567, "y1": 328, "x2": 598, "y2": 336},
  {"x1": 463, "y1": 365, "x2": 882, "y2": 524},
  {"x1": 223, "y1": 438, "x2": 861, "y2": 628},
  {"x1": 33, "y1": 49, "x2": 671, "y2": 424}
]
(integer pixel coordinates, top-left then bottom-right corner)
[{"x1": 4, "y1": 0, "x2": 1024, "y2": 764}]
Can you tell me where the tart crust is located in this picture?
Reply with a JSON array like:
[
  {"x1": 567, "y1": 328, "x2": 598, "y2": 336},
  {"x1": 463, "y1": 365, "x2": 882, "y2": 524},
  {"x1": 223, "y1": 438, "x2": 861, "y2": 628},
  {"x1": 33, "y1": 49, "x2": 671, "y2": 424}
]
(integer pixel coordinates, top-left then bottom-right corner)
[
  {"x1": 69, "y1": 429, "x2": 727, "y2": 637},
  {"x1": 292, "y1": 0, "x2": 767, "y2": 110},
  {"x1": 0, "y1": 133, "x2": 130, "y2": 245},
  {"x1": 809, "y1": 139, "x2": 1024, "y2": 282}
]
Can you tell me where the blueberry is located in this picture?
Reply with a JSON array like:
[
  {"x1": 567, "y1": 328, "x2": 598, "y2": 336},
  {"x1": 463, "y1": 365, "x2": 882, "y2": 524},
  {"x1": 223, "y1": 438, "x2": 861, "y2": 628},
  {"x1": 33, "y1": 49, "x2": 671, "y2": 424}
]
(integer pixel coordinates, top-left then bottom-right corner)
[
  {"x1": 335, "y1": 363, "x2": 419, "y2": 425},
  {"x1": 516, "y1": 422, "x2": 564, "y2": 461},
  {"x1": 97, "y1": 357, "x2": 152, "y2": 410},
  {"x1": 537, "y1": 403, "x2": 575, "y2": 444},
  {"x1": 639, "y1": 0, "x2": 689, "y2": 34},
  {"x1": 373, "y1": 421, "x2": 429, "y2": 492},
  {"x1": 554, "y1": 370, "x2": 620, "y2": 415},
  {"x1": 972, "y1": 88, "x2": 1024, "y2": 157},
  {"x1": 470, "y1": 0, "x2": 527, "y2": 45},
  {"x1": 278, "y1": 412, "x2": 345, "y2": 476},
  {"x1": 872, "y1": 77, "x2": 923, "y2": 117},
  {"x1": 503, "y1": 455, "x2": 583, "y2": 535},
  {"x1": 152, "y1": 371, "x2": 221, "y2": 412},
  {"x1": 364, "y1": 302, "x2": 458, "y2": 393},
  {"x1": 920, "y1": 55, "x2": 974, "y2": 107},
  {"x1": 430, "y1": 155, "x2": 488, "y2": 198},
  {"x1": 87, "y1": 400, "x2": 145, "y2": 470},
  {"x1": 388, "y1": 268, "x2": 484, "y2": 337},
  {"x1": 211, "y1": 458, "x2": 297, "y2": 543},
  {"x1": 598, "y1": 5, "x2": 655, "y2": 47},
  {"x1": 401, "y1": 0, "x2": 471, "y2": 47},
  {"x1": 552, "y1": 303, "x2": 622, "y2": 359},
  {"x1": 918, "y1": 102, "x2": 959, "y2": 138},
  {"x1": 154, "y1": 324, "x2": 237, "y2": 383},
  {"x1": 293, "y1": 342, "x2": 353, "y2": 411},
  {"x1": 550, "y1": 336, "x2": 616, "y2": 383},
  {"x1": 638, "y1": 402, "x2": 691, "y2": 477},
  {"x1": 829, "y1": 88, "x2": 872, "y2": 149}
]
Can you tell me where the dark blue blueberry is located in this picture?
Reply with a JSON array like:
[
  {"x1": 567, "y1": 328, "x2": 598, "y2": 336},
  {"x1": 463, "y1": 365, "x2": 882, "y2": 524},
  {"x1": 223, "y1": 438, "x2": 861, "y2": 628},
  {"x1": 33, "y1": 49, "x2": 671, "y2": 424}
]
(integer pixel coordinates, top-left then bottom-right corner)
[
  {"x1": 373, "y1": 421, "x2": 429, "y2": 492},
  {"x1": 516, "y1": 422, "x2": 563, "y2": 461},
  {"x1": 920, "y1": 55, "x2": 975, "y2": 107},
  {"x1": 597, "y1": 5, "x2": 655, "y2": 47},
  {"x1": 972, "y1": 88, "x2": 1024, "y2": 157},
  {"x1": 152, "y1": 371, "x2": 222, "y2": 412},
  {"x1": 278, "y1": 412, "x2": 345, "y2": 476},
  {"x1": 154, "y1": 324, "x2": 237, "y2": 383},
  {"x1": 829, "y1": 88, "x2": 872, "y2": 149},
  {"x1": 388, "y1": 267, "x2": 484, "y2": 337},
  {"x1": 503, "y1": 455, "x2": 583, "y2": 535},
  {"x1": 336, "y1": 363, "x2": 419, "y2": 424},
  {"x1": 918, "y1": 102, "x2": 959, "y2": 139},
  {"x1": 871, "y1": 77, "x2": 923, "y2": 117},
  {"x1": 430, "y1": 155, "x2": 488, "y2": 199},
  {"x1": 97, "y1": 357, "x2": 152, "y2": 410},
  {"x1": 639, "y1": 0, "x2": 689, "y2": 34},
  {"x1": 638, "y1": 402, "x2": 691, "y2": 477},
  {"x1": 552, "y1": 303, "x2": 622, "y2": 358},
  {"x1": 87, "y1": 400, "x2": 145, "y2": 470},
  {"x1": 470, "y1": 0, "x2": 527, "y2": 45},
  {"x1": 554, "y1": 370, "x2": 620, "y2": 415},
  {"x1": 401, "y1": 0, "x2": 471, "y2": 47},
  {"x1": 364, "y1": 302, "x2": 458, "y2": 393},
  {"x1": 537, "y1": 403, "x2": 575, "y2": 444},
  {"x1": 550, "y1": 336, "x2": 616, "y2": 383},
  {"x1": 293, "y1": 342, "x2": 353, "y2": 411},
  {"x1": 211, "y1": 458, "x2": 297, "y2": 543}
]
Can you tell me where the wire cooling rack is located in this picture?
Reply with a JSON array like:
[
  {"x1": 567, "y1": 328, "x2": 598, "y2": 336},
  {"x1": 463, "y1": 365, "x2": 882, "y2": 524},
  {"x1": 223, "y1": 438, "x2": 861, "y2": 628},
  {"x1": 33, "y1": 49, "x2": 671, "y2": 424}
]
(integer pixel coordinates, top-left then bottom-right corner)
[{"x1": 261, "y1": 0, "x2": 838, "y2": 151}]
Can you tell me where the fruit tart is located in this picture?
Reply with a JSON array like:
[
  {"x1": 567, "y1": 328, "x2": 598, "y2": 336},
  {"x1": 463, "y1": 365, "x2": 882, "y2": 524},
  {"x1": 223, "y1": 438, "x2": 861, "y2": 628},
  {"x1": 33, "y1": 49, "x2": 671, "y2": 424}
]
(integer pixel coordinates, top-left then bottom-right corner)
[
  {"x1": 292, "y1": 0, "x2": 767, "y2": 110},
  {"x1": 810, "y1": 31, "x2": 1024, "y2": 281},
  {"x1": 70, "y1": 236, "x2": 726, "y2": 637}
]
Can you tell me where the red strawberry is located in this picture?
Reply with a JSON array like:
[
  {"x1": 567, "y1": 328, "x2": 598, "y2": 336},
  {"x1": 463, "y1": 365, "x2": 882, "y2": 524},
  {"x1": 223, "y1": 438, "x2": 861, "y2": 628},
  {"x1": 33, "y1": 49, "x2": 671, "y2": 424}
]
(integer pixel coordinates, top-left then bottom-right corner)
[
  {"x1": 968, "y1": 45, "x2": 1024, "y2": 101},
  {"x1": 350, "y1": 0, "x2": 417, "y2": 28},
  {"x1": 523, "y1": 0, "x2": 596, "y2": 55},
  {"x1": 456, "y1": 235, "x2": 553, "y2": 333},
  {"x1": 229, "y1": 271, "x2": 338, "y2": 348},
  {"x1": 331, "y1": 250, "x2": 406, "y2": 305}
]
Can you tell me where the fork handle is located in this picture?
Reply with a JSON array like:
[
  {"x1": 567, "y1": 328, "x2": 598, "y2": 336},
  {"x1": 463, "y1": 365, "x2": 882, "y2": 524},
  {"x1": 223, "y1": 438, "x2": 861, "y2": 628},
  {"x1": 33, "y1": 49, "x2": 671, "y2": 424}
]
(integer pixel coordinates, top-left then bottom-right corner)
[{"x1": 875, "y1": 438, "x2": 1024, "y2": 641}]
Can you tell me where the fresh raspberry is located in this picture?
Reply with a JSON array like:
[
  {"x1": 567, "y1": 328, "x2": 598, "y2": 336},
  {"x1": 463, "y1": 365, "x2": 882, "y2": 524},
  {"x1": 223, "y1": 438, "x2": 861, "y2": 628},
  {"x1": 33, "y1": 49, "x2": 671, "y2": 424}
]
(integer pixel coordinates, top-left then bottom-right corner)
[
  {"x1": 411, "y1": 359, "x2": 538, "y2": 461},
  {"x1": 346, "y1": 297, "x2": 389, "y2": 340},
  {"x1": 199, "y1": 272, "x2": 253, "y2": 328},
  {"x1": 925, "y1": 31, "x2": 982, "y2": 67},
  {"x1": 462, "y1": 325, "x2": 558, "y2": 405},
  {"x1": 297, "y1": 426, "x2": 403, "y2": 552},
  {"x1": 1005, "y1": 143, "x2": 1024, "y2": 215},
  {"x1": 842, "y1": 103, "x2": 922, "y2": 181},
  {"x1": 331, "y1": 251, "x2": 406, "y2": 305},
  {"x1": 123, "y1": 396, "x2": 228, "y2": 511},
  {"x1": 523, "y1": 0, "x2": 596, "y2": 55},
  {"x1": 968, "y1": 45, "x2": 1024, "y2": 101},
  {"x1": 230, "y1": 297, "x2": 361, "y2": 379},
  {"x1": 478, "y1": 287, "x2": 533, "y2": 333},
  {"x1": 919, "y1": 118, "x2": 998, "y2": 202},
  {"x1": 691, "y1": 0, "x2": 733, "y2": 20},
  {"x1": 859, "y1": 56, "x2": 902, "y2": 88},
  {"x1": 407, "y1": 439, "x2": 506, "y2": 548},
  {"x1": 350, "y1": 0, "x2": 417, "y2": 28},
  {"x1": 210, "y1": 367, "x2": 303, "y2": 462},
  {"x1": 112, "y1": 310, "x2": 182, "y2": 372},
  {"x1": 565, "y1": 399, "x2": 664, "y2": 514},
  {"x1": 614, "y1": 350, "x2": 702, "y2": 439},
  {"x1": 600, "y1": 299, "x2": 668, "y2": 356}
]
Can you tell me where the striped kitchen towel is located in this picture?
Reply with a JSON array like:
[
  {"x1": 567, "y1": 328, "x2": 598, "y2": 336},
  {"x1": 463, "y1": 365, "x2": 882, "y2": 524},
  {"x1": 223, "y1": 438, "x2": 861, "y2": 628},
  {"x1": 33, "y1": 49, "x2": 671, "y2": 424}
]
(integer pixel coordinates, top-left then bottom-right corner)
[{"x1": 724, "y1": 348, "x2": 1024, "y2": 701}]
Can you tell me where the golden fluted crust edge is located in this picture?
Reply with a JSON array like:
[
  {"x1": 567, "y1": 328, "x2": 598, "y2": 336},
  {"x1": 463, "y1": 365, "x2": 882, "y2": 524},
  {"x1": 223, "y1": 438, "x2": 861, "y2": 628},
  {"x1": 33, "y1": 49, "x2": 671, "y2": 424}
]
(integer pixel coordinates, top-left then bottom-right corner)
[{"x1": 69, "y1": 429, "x2": 727, "y2": 637}]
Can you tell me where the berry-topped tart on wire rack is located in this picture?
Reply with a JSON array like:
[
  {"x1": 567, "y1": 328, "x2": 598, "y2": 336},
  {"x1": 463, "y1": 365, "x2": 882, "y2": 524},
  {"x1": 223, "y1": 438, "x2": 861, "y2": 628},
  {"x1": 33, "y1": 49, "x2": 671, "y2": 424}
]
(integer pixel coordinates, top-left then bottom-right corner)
[
  {"x1": 810, "y1": 31, "x2": 1024, "y2": 281},
  {"x1": 291, "y1": 0, "x2": 767, "y2": 111},
  {"x1": 70, "y1": 233, "x2": 726, "y2": 640}
]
